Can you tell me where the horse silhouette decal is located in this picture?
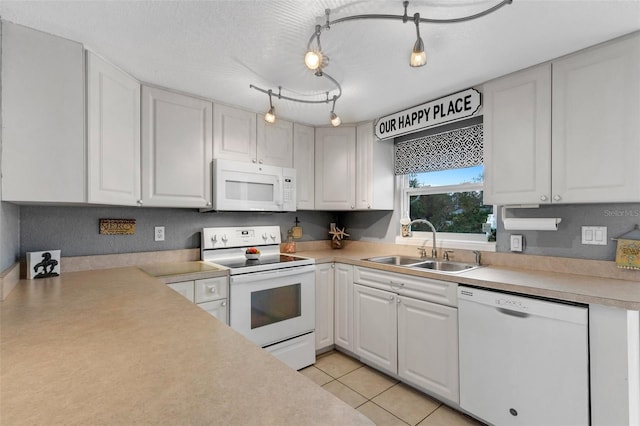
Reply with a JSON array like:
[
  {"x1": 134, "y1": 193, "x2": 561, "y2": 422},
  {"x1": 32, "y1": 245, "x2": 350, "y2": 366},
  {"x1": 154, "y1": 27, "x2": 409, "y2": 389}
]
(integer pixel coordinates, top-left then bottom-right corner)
[{"x1": 33, "y1": 252, "x2": 59, "y2": 278}]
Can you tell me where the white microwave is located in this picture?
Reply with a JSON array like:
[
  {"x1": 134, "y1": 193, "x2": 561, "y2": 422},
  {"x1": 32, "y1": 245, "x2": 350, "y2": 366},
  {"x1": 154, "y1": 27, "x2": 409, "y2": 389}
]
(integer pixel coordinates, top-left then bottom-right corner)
[{"x1": 210, "y1": 159, "x2": 296, "y2": 212}]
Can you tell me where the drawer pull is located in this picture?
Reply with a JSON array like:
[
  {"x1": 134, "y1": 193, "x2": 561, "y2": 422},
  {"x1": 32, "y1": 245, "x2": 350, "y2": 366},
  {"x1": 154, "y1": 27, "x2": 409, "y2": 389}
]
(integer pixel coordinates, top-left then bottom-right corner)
[{"x1": 208, "y1": 286, "x2": 217, "y2": 294}]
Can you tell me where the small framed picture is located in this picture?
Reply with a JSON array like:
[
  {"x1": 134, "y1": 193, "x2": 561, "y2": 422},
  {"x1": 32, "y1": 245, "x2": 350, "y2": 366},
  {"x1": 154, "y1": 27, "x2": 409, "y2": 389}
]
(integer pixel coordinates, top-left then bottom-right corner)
[{"x1": 26, "y1": 250, "x2": 61, "y2": 279}]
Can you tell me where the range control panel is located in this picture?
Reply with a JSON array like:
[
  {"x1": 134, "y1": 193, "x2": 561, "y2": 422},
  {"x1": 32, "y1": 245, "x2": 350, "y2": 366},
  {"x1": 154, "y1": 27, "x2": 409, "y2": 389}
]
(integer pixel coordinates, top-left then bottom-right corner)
[{"x1": 202, "y1": 226, "x2": 281, "y2": 250}]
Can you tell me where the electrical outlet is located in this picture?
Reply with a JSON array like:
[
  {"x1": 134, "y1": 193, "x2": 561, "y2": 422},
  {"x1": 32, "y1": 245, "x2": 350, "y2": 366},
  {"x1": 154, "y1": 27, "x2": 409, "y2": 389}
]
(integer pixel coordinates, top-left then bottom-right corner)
[
  {"x1": 155, "y1": 226, "x2": 165, "y2": 242},
  {"x1": 510, "y1": 234, "x2": 523, "y2": 252}
]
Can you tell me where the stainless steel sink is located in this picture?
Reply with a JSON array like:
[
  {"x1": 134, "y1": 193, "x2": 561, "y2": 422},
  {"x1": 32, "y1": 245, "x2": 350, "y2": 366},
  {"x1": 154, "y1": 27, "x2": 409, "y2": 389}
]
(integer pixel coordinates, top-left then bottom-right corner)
[
  {"x1": 408, "y1": 260, "x2": 480, "y2": 273},
  {"x1": 363, "y1": 255, "x2": 481, "y2": 274},
  {"x1": 363, "y1": 255, "x2": 425, "y2": 266}
]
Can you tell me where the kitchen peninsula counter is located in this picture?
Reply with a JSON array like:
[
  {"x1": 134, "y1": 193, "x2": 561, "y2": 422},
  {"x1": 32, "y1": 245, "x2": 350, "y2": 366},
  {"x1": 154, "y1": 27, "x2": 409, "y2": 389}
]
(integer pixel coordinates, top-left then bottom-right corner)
[{"x1": 0, "y1": 267, "x2": 372, "y2": 425}]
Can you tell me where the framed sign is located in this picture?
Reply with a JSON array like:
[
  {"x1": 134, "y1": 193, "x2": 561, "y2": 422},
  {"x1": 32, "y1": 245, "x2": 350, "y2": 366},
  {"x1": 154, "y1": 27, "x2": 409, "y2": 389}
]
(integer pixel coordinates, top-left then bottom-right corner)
[{"x1": 375, "y1": 88, "x2": 481, "y2": 140}]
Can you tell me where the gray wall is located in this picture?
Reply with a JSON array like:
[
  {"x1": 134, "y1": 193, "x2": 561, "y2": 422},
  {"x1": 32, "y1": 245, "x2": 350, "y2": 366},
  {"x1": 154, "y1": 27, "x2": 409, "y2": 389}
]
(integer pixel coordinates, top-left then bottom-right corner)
[
  {"x1": 496, "y1": 203, "x2": 640, "y2": 261},
  {"x1": 20, "y1": 206, "x2": 336, "y2": 258},
  {"x1": 1, "y1": 202, "x2": 21, "y2": 270}
]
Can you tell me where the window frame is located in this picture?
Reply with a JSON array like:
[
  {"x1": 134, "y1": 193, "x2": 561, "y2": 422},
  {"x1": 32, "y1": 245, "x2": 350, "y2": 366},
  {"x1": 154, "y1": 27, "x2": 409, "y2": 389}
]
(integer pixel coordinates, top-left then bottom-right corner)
[{"x1": 397, "y1": 175, "x2": 496, "y2": 252}]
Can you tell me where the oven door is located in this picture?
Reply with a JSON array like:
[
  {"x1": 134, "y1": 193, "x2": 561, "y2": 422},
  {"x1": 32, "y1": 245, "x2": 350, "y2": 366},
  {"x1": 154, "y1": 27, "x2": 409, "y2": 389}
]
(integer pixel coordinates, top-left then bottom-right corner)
[{"x1": 229, "y1": 265, "x2": 315, "y2": 347}]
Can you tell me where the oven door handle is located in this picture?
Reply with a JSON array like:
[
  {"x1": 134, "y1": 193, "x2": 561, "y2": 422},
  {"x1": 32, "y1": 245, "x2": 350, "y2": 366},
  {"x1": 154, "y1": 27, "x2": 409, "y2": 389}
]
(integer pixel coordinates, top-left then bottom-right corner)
[{"x1": 231, "y1": 264, "x2": 316, "y2": 284}]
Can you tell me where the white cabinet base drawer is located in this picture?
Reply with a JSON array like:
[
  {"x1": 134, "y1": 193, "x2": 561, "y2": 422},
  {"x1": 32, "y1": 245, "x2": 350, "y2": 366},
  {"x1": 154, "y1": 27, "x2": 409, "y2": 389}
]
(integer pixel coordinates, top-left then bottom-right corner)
[{"x1": 264, "y1": 332, "x2": 316, "y2": 371}]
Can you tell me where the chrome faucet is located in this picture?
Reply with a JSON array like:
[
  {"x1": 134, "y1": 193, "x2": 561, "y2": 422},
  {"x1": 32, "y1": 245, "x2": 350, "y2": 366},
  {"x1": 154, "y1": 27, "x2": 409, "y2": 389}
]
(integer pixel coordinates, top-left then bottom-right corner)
[{"x1": 409, "y1": 219, "x2": 438, "y2": 259}]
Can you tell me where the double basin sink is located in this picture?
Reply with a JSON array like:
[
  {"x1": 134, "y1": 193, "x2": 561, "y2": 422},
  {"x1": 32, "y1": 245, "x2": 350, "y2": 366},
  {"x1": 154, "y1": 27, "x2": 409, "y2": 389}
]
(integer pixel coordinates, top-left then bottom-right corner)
[{"x1": 363, "y1": 255, "x2": 481, "y2": 274}]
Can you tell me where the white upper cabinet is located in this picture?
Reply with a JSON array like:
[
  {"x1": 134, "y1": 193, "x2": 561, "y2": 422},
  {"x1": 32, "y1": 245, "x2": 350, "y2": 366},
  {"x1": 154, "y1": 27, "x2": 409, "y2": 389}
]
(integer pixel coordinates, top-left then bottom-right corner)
[
  {"x1": 213, "y1": 104, "x2": 292, "y2": 167},
  {"x1": 356, "y1": 122, "x2": 394, "y2": 210},
  {"x1": 552, "y1": 33, "x2": 640, "y2": 203},
  {"x1": 141, "y1": 86, "x2": 213, "y2": 208},
  {"x1": 257, "y1": 119, "x2": 294, "y2": 168},
  {"x1": 86, "y1": 52, "x2": 141, "y2": 206},
  {"x1": 293, "y1": 123, "x2": 315, "y2": 210},
  {"x1": 1, "y1": 22, "x2": 86, "y2": 203},
  {"x1": 213, "y1": 104, "x2": 257, "y2": 163},
  {"x1": 484, "y1": 33, "x2": 640, "y2": 205},
  {"x1": 483, "y1": 63, "x2": 552, "y2": 205},
  {"x1": 315, "y1": 126, "x2": 357, "y2": 210},
  {"x1": 315, "y1": 124, "x2": 394, "y2": 211}
]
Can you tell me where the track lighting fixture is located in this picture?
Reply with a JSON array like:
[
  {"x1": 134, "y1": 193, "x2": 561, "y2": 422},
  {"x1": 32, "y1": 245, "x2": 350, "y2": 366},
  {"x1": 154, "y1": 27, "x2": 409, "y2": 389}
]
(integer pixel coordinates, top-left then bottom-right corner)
[
  {"x1": 330, "y1": 97, "x2": 341, "y2": 127},
  {"x1": 410, "y1": 13, "x2": 427, "y2": 67},
  {"x1": 264, "y1": 90, "x2": 276, "y2": 123},
  {"x1": 251, "y1": 0, "x2": 512, "y2": 124}
]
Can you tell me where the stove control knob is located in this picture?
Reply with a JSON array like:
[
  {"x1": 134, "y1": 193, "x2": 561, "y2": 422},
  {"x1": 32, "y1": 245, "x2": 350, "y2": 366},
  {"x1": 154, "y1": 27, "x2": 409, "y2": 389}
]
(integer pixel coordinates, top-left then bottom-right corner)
[
  {"x1": 270, "y1": 234, "x2": 276, "y2": 240},
  {"x1": 262, "y1": 233, "x2": 268, "y2": 240},
  {"x1": 221, "y1": 234, "x2": 228, "y2": 243},
  {"x1": 210, "y1": 234, "x2": 217, "y2": 243}
]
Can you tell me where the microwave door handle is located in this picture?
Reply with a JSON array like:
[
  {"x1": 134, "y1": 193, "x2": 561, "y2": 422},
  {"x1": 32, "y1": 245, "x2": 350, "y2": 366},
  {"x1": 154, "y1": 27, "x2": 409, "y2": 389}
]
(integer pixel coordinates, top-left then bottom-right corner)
[{"x1": 274, "y1": 177, "x2": 283, "y2": 207}]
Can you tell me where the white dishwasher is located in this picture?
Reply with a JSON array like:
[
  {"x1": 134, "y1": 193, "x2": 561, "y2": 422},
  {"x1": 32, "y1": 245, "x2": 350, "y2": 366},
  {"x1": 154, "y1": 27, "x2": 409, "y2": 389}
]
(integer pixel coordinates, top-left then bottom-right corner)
[{"x1": 458, "y1": 286, "x2": 589, "y2": 426}]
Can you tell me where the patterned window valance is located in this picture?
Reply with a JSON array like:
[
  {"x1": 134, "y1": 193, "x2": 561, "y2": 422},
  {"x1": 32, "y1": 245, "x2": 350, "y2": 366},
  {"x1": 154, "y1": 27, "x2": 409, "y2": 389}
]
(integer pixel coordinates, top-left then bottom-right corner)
[{"x1": 394, "y1": 123, "x2": 483, "y2": 175}]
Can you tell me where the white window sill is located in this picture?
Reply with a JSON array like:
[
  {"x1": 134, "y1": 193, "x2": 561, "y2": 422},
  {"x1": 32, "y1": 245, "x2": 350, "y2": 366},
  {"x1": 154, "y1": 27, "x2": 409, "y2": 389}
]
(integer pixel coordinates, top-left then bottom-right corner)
[{"x1": 395, "y1": 235, "x2": 496, "y2": 252}]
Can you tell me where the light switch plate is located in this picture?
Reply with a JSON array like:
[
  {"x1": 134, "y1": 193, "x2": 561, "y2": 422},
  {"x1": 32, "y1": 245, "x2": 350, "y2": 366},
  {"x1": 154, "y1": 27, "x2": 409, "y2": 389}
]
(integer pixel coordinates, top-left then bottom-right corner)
[
  {"x1": 582, "y1": 226, "x2": 607, "y2": 245},
  {"x1": 510, "y1": 234, "x2": 523, "y2": 252}
]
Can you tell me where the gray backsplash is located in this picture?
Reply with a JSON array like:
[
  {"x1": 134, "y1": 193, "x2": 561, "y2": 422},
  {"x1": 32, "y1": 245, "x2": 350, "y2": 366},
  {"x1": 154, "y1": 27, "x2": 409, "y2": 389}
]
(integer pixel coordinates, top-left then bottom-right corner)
[
  {"x1": 496, "y1": 203, "x2": 640, "y2": 261},
  {"x1": 15, "y1": 202, "x2": 640, "y2": 263},
  {"x1": 19, "y1": 205, "x2": 336, "y2": 258}
]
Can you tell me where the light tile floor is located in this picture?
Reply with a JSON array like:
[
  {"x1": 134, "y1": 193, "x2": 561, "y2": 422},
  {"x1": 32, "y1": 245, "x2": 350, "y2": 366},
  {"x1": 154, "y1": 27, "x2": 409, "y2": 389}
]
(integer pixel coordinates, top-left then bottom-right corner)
[{"x1": 300, "y1": 350, "x2": 484, "y2": 426}]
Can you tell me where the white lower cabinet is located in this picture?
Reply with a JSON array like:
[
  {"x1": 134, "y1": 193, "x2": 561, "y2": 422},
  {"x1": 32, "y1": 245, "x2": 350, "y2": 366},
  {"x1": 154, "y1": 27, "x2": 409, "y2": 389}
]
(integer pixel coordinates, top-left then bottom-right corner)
[
  {"x1": 166, "y1": 276, "x2": 228, "y2": 325},
  {"x1": 334, "y1": 263, "x2": 355, "y2": 352},
  {"x1": 398, "y1": 296, "x2": 459, "y2": 403},
  {"x1": 353, "y1": 266, "x2": 459, "y2": 404},
  {"x1": 354, "y1": 284, "x2": 398, "y2": 375},
  {"x1": 315, "y1": 263, "x2": 335, "y2": 351}
]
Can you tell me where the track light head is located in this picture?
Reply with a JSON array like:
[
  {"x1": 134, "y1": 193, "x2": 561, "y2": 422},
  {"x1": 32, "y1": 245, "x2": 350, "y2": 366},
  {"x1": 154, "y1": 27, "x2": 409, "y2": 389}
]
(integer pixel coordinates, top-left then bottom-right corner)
[
  {"x1": 410, "y1": 13, "x2": 427, "y2": 67},
  {"x1": 330, "y1": 97, "x2": 341, "y2": 126},
  {"x1": 264, "y1": 106, "x2": 276, "y2": 123}
]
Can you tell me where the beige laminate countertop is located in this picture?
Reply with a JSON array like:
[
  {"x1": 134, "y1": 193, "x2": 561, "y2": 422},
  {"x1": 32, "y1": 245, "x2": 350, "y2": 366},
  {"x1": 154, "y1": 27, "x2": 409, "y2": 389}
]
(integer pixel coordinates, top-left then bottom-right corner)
[
  {"x1": 0, "y1": 267, "x2": 372, "y2": 425},
  {"x1": 296, "y1": 248, "x2": 640, "y2": 310}
]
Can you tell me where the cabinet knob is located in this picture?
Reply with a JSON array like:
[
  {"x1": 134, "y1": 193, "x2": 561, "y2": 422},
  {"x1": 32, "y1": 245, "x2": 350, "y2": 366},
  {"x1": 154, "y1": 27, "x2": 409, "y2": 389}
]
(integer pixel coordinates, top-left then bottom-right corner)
[
  {"x1": 137, "y1": 200, "x2": 143, "y2": 205},
  {"x1": 258, "y1": 160, "x2": 263, "y2": 164},
  {"x1": 540, "y1": 195, "x2": 548, "y2": 202},
  {"x1": 553, "y1": 195, "x2": 561, "y2": 201},
  {"x1": 208, "y1": 286, "x2": 216, "y2": 293},
  {"x1": 221, "y1": 301, "x2": 227, "y2": 307},
  {"x1": 389, "y1": 295, "x2": 394, "y2": 301},
  {"x1": 252, "y1": 159, "x2": 257, "y2": 163},
  {"x1": 206, "y1": 202, "x2": 211, "y2": 206},
  {"x1": 351, "y1": 205, "x2": 355, "y2": 209}
]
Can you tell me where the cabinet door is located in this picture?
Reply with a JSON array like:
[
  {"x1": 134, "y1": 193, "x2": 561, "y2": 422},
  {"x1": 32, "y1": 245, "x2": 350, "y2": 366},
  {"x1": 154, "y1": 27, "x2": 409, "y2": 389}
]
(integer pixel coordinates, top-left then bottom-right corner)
[
  {"x1": 483, "y1": 63, "x2": 552, "y2": 205},
  {"x1": 1, "y1": 22, "x2": 85, "y2": 203},
  {"x1": 398, "y1": 296, "x2": 459, "y2": 403},
  {"x1": 141, "y1": 86, "x2": 213, "y2": 207},
  {"x1": 354, "y1": 283, "x2": 397, "y2": 375},
  {"x1": 257, "y1": 119, "x2": 293, "y2": 167},
  {"x1": 197, "y1": 300, "x2": 228, "y2": 325},
  {"x1": 213, "y1": 104, "x2": 257, "y2": 162},
  {"x1": 87, "y1": 52, "x2": 141, "y2": 206},
  {"x1": 315, "y1": 127, "x2": 356, "y2": 210},
  {"x1": 167, "y1": 281, "x2": 195, "y2": 302},
  {"x1": 315, "y1": 263, "x2": 335, "y2": 351},
  {"x1": 293, "y1": 123, "x2": 315, "y2": 210},
  {"x1": 334, "y1": 264, "x2": 354, "y2": 352},
  {"x1": 552, "y1": 34, "x2": 640, "y2": 203},
  {"x1": 356, "y1": 122, "x2": 394, "y2": 210}
]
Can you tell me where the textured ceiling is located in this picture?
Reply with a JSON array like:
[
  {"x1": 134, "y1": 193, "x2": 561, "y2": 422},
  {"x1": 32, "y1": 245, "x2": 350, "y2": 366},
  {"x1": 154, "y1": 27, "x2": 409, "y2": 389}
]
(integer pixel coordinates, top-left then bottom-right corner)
[{"x1": 0, "y1": 0, "x2": 639, "y2": 126}]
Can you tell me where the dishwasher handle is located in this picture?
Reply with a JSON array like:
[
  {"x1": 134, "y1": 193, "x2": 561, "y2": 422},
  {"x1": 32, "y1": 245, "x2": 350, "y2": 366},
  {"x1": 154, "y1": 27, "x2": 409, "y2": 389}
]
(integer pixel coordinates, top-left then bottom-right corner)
[{"x1": 497, "y1": 307, "x2": 530, "y2": 318}]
